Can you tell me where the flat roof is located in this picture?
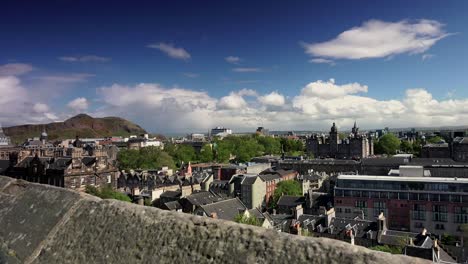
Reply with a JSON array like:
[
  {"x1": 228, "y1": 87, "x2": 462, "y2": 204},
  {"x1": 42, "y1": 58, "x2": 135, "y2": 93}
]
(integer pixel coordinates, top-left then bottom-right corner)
[{"x1": 338, "y1": 174, "x2": 468, "y2": 184}]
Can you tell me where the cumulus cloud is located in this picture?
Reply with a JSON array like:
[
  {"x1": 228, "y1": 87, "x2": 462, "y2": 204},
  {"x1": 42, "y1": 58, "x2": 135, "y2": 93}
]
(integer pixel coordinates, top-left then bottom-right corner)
[
  {"x1": 218, "y1": 92, "x2": 248, "y2": 110},
  {"x1": 0, "y1": 76, "x2": 58, "y2": 125},
  {"x1": 0, "y1": 63, "x2": 33, "y2": 76},
  {"x1": 299, "y1": 79, "x2": 368, "y2": 99},
  {"x1": 147, "y1": 43, "x2": 191, "y2": 60},
  {"x1": 303, "y1": 19, "x2": 450, "y2": 62},
  {"x1": 59, "y1": 55, "x2": 111, "y2": 62},
  {"x1": 90, "y1": 79, "x2": 468, "y2": 132},
  {"x1": 33, "y1": 103, "x2": 50, "y2": 113},
  {"x1": 225, "y1": 56, "x2": 241, "y2": 64},
  {"x1": 237, "y1": 88, "x2": 258, "y2": 97},
  {"x1": 67, "y1": 97, "x2": 89, "y2": 112},
  {"x1": 232, "y1": 67, "x2": 262, "y2": 72},
  {"x1": 258, "y1": 91, "x2": 285, "y2": 106}
]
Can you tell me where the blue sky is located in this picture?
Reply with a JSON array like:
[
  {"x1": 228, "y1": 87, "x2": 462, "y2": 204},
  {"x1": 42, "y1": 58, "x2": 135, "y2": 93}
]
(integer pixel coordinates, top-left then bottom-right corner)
[{"x1": 1, "y1": 0, "x2": 468, "y2": 133}]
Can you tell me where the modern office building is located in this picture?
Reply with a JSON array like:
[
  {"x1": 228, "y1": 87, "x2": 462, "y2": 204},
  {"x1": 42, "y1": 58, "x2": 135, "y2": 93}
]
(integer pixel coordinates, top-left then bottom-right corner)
[{"x1": 335, "y1": 167, "x2": 468, "y2": 237}]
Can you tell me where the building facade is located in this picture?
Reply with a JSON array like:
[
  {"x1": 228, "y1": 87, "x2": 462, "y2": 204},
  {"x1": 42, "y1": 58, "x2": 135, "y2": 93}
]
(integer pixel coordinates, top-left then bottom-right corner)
[
  {"x1": 306, "y1": 122, "x2": 373, "y2": 159},
  {"x1": 334, "y1": 174, "x2": 468, "y2": 237}
]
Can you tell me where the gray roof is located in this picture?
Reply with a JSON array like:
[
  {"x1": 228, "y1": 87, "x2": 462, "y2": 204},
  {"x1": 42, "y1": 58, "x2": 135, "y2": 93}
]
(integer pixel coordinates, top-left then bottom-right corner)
[
  {"x1": 199, "y1": 198, "x2": 247, "y2": 221},
  {"x1": 185, "y1": 191, "x2": 220, "y2": 206},
  {"x1": 48, "y1": 158, "x2": 72, "y2": 170},
  {"x1": 361, "y1": 157, "x2": 407, "y2": 166},
  {"x1": 241, "y1": 176, "x2": 258, "y2": 185},
  {"x1": 277, "y1": 195, "x2": 305, "y2": 207},
  {"x1": 259, "y1": 174, "x2": 280, "y2": 182},
  {"x1": 160, "y1": 190, "x2": 182, "y2": 198},
  {"x1": 329, "y1": 217, "x2": 377, "y2": 238},
  {"x1": 164, "y1": 201, "x2": 182, "y2": 210},
  {"x1": 82, "y1": 157, "x2": 96, "y2": 166}
]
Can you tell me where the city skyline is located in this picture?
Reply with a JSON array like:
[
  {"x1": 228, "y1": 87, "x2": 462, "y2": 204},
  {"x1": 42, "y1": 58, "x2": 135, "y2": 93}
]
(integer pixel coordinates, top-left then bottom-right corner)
[{"x1": 1, "y1": 1, "x2": 468, "y2": 133}]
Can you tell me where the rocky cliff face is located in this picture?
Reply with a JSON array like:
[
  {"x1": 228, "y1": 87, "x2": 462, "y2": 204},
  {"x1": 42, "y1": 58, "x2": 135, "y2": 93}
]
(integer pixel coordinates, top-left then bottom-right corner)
[{"x1": 3, "y1": 114, "x2": 147, "y2": 143}]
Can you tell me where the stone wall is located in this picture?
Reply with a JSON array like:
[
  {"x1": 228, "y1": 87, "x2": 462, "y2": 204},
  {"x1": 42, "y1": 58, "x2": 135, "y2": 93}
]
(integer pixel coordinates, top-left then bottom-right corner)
[{"x1": 0, "y1": 176, "x2": 428, "y2": 264}]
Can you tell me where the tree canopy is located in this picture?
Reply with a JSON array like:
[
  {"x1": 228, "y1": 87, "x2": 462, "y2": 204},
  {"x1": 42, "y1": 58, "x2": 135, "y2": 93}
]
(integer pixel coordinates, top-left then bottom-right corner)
[
  {"x1": 234, "y1": 214, "x2": 262, "y2": 226},
  {"x1": 117, "y1": 146, "x2": 176, "y2": 170},
  {"x1": 270, "y1": 180, "x2": 302, "y2": 208},
  {"x1": 85, "y1": 185, "x2": 132, "y2": 202},
  {"x1": 374, "y1": 134, "x2": 401, "y2": 155}
]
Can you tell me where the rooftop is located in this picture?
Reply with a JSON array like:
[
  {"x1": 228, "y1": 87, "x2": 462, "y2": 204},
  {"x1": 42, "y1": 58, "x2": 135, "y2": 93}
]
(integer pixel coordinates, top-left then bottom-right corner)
[{"x1": 338, "y1": 174, "x2": 468, "y2": 183}]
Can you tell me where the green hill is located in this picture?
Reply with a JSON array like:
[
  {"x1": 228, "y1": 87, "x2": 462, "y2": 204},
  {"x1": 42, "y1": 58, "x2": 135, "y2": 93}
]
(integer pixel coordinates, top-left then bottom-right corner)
[{"x1": 3, "y1": 114, "x2": 147, "y2": 144}]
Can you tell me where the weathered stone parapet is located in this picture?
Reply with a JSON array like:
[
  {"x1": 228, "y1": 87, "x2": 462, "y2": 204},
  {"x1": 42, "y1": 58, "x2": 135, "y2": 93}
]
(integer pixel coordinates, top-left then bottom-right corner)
[{"x1": 0, "y1": 176, "x2": 428, "y2": 264}]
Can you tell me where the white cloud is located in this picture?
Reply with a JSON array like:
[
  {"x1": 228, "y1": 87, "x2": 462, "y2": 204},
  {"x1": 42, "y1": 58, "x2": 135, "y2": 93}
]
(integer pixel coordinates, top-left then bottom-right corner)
[
  {"x1": 0, "y1": 76, "x2": 58, "y2": 125},
  {"x1": 33, "y1": 103, "x2": 50, "y2": 113},
  {"x1": 225, "y1": 56, "x2": 241, "y2": 64},
  {"x1": 299, "y1": 79, "x2": 368, "y2": 99},
  {"x1": 90, "y1": 79, "x2": 468, "y2": 132},
  {"x1": 258, "y1": 91, "x2": 285, "y2": 106},
  {"x1": 59, "y1": 55, "x2": 111, "y2": 62},
  {"x1": 67, "y1": 97, "x2": 89, "y2": 112},
  {"x1": 218, "y1": 92, "x2": 247, "y2": 110},
  {"x1": 237, "y1": 88, "x2": 258, "y2": 97},
  {"x1": 232, "y1": 67, "x2": 262, "y2": 72},
  {"x1": 309, "y1": 58, "x2": 335, "y2": 65},
  {"x1": 303, "y1": 19, "x2": 450, "y2": 60},
  {"x1": 0, "y1": 63, "x2": 33, "y2": 76},
  {"x1": 147, "y1": 43, "x2": 191, "y2": 60}
]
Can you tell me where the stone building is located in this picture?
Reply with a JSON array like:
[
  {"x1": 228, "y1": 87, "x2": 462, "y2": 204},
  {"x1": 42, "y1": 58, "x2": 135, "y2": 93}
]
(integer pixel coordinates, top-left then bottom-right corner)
[
  {"x1": 421, "y1": 137, "x2": 468, "y2": 161},
  {"x1": 7, "y1": 132, "x2": 119, "y2": 191},
  {"x1": 306, "y1": 122, "x2": 374, "y2": 159},
  {"x1": 0, "y1": 124, "x2": 12, "y2": 147}
]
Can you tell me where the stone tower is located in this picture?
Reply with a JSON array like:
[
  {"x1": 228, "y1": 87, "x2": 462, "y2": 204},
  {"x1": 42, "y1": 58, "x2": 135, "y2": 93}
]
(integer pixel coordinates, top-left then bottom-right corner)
[{"x1": 329, "y1": 122, "x2": 339, "y2": 156}]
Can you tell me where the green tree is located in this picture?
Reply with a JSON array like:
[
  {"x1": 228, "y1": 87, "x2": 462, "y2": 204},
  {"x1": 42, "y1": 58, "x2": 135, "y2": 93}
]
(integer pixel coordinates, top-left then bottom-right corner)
[
  {"x1": 173, "y1": 144, "x2": 197, "y2": 166},
  {"x1": 369, "y1": 245, "x2": 403, "y2": 254},
  {"x1": 85, "y1": 185, "x2": 132, "y2": 202},
  {"x1": 234, "y1": 214, "x2": 261, "y2": 226},
  {"x1": 117, "y1": 147, "x2": 176, "y2": 170},
  {"x1": 257, "y1": 136, "x2": 281, "y2": 155},
  {"x1": 400, "y1": 140, "x2": 413, "y2": 153},
  {"x1": 198, "y1": 144, "x2": 214, "y2": 162},
  {"x1": 375, "y1": 134, "x2": 401, "y2": 155},
  {"x1": 270, "y1": 180, "x2": 302, "y2": 208},
  {"x1": 427, "y1": 136, "x2": 444, "y2": 144}
]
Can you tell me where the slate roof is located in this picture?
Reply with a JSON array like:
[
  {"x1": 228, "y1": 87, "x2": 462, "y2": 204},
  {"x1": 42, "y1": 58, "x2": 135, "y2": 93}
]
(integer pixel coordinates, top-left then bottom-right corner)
[
  {"x1": 259, "y1": 174, "x2": 280, "y2": 182},
  {"x1": 241, "y1": 176, "x2": 258, "y2": 185},
  {"x1": 164, "y1": 201, "x2": 182, "y2": 211},
  {"x1": 82, "y1": 157, "x2": 96, "y2": 166},
  {"x1": 328, "y1": 217, "x2": 378, "y2": 239},
  {"x1": 199, "y1": 198, "x2": 247, "y2": 221},
  {"x1": 297, "y1": 214, "x2": 326, "y2": 229},
  {"x1": 48, "y1": 158, "x2": 72, "y2": 170},
  {"x1": 185, "y1": 191, "x2": 220, "y2": 206},
  {"x1": 16, "y1": 157, "x2": 52, "y2": 168},
  {"x1": 361, "y1": 157, "x2": 407, "y2": 166},
  {"x1": 277, "y1": 195, "x2": 305, "y2": 207},
  {"x1": 160, "y1": 190, "x2": 182, "y2": 199}
]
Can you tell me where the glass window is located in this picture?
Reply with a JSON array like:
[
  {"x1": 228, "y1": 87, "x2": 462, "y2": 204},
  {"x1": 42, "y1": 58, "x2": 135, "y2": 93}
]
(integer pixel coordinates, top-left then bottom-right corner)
[
  {"x1": 355, "y1": 200, "x2": 367, "y2": 208},
  {"x1": 399, "y1": 192, "x2": 408, "y2": 200}
]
